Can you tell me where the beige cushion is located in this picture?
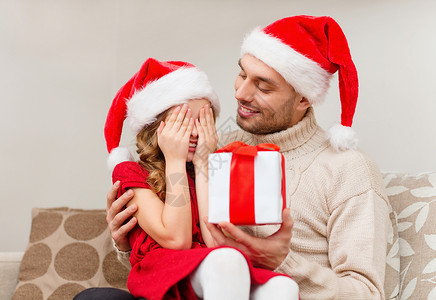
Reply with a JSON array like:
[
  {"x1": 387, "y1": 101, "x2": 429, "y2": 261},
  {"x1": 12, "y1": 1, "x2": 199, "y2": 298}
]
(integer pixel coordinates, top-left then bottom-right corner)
[
  {"x1": 12, "y1": 207, "x2": 129, "y2": 300},
  {"x1": 384, "y1": 172, "x2": 436, "y2": 300}
]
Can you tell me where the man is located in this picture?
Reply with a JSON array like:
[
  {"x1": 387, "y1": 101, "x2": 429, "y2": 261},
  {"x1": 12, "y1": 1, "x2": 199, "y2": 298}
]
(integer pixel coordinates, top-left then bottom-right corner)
[{"x1": 77, "y1": 15, "x2": 389, "y2": 299}]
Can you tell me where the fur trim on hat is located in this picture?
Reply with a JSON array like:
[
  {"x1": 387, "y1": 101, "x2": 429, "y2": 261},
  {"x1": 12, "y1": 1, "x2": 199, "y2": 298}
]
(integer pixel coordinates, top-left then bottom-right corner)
[
  {"x1": 126, "y1": 67, "x2": 220, "y2": 134},
  {"x1": 241, "y1": 27, "x2": 332, "y2": 105},
  {"x1": 107, "y1": 147, "x2": 133, "y2": 171},
  {"x1": 326, "y1": 124, "x2": 358, "y2": 151}
]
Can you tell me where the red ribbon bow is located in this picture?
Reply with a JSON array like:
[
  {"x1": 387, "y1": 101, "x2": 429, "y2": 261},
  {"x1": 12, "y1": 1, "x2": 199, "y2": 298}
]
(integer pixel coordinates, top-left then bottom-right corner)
[{"x1": 216, "y1": 141, "x2": 280, "y2": 156}]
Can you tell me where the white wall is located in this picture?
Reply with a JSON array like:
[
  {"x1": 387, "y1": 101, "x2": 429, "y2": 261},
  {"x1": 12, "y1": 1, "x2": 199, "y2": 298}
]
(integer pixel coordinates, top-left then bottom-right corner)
[{"x1": 1, "y1": 0, "x2": 435, "y2": 252}]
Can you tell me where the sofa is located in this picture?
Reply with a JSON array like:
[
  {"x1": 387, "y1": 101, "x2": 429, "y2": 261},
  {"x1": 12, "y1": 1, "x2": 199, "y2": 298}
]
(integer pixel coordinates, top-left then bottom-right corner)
[{"x1": 1, "y1": 172, "x2": 435, "y2": 300}]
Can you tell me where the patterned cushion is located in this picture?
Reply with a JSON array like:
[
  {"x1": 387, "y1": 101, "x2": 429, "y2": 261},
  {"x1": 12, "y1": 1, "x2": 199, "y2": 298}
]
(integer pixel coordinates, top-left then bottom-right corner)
[
  {"x1": 12, "y1": 207, "x2": 129, "y2": 300},
  {"x1": 383, "y1": 172, "x2": 436, "y2": 300}
]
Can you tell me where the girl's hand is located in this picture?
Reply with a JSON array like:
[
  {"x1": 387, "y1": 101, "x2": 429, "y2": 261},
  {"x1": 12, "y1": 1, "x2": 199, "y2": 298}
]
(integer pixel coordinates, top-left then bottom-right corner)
[
  {"x1": 157, "y1": 104, "x2": 194, "y2": 163},
  {"x1": 193, "y1": 104, "x2": 217, "y2": 168}
]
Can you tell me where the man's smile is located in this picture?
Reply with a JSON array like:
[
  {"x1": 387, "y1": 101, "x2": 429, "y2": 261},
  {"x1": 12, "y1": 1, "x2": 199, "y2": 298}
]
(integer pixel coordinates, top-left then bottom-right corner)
[{"x1": 238, "y1": 103, "x2": 260, "y2": 117}]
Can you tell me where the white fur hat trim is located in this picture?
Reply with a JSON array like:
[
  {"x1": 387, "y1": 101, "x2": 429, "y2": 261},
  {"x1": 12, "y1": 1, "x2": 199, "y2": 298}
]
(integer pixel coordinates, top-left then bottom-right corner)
[
  {"x1": 126, "y1": 67, "x2": 219, "y2": 134},
  {"x1": 241, "y1": 27, "x2": 332, "y2": 104},
  {"x1": 107, "y1": 147, "x2": 133, "y2": 171}
]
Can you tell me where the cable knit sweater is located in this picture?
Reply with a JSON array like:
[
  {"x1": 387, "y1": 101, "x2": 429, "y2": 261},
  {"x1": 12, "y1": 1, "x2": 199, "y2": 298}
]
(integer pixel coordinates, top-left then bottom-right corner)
[{"x1": 116, "y1": 108, "x2": 389, "y2": 299}]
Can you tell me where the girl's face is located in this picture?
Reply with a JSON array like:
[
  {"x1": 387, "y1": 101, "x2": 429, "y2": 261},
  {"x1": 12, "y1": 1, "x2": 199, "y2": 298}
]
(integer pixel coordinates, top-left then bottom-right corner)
[{"x1": 186, "y1": 98, "x2": 212, "y2": 162}]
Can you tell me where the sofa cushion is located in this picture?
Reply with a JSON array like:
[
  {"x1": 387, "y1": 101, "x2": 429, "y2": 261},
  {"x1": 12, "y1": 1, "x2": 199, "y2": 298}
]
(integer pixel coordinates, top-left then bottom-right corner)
[
  {"x1": 384, "y1": 172, "x2": 436, "y2": 300},
  {"x1": 12, "y1": 207, "x2": 129, "y2": 300}
]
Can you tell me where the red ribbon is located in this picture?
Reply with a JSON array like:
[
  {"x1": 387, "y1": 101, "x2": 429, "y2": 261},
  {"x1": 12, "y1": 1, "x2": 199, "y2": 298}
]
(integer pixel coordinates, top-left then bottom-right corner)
[{"x1": 215, "y1": 141, "x2": 286, "y2": 224}]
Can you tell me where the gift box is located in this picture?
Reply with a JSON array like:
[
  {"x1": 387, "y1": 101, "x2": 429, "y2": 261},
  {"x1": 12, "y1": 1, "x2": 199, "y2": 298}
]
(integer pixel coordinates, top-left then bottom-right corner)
[{"x1": 208, "y1": 141, "x2": 286, "y2": 225}]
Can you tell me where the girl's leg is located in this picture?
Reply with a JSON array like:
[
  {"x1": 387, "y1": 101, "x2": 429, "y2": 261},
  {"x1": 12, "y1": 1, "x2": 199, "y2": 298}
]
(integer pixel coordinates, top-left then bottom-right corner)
[
  {"x1": 251, "y1": 276, "x2": 299, "y2": 300},
  {"x1": 190, "y1": 248, "x2": 250, "y2": 300}
]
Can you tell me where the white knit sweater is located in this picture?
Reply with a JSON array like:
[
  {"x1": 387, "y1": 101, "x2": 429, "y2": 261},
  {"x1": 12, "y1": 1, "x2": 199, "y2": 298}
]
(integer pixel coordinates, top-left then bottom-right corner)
[{"x1": 219, "y1": 108, "x2": 389, "y2": 300}]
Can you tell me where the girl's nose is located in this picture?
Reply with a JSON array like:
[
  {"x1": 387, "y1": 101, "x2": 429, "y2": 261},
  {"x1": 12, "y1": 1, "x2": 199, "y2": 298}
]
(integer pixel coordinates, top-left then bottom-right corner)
[{"x1": 191, "y1": 121, "x2": 198, "y2": 137}]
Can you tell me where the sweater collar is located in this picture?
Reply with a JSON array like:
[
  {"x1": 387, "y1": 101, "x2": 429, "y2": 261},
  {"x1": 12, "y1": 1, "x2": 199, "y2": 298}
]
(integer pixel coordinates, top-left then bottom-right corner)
[{"x1": 248, "y1": 107, "x2": 327, "y2": 153}]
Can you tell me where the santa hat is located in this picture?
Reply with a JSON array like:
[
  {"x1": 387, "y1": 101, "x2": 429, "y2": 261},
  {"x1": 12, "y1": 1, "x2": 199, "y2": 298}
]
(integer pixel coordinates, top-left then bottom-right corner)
[
  {"x1": 104, "y1": 58, "x2": 220, "y2": 170},
  {"x1": 241, "y1": 15, "x2": 359, "y2": 151}
]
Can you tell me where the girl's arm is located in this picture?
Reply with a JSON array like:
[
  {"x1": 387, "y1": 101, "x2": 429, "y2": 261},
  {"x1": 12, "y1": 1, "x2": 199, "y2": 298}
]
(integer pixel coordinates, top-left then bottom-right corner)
[
  {"x1": 193, "y1": 105, "x2": 217, "y2": 247},
  {"x1": 127, "y1": 105, "x2": 194, "y2": 250},
  {"x1": 195, "y1": 162, "x2": 214, "y2": 247}
]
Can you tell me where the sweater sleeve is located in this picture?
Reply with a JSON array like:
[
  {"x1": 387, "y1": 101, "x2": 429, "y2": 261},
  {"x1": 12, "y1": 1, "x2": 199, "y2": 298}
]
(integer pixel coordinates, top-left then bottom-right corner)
[
  {"x1": 275, "y1": 189, "x2": 389, "y2": 300},
  {"x1": 113, "y1": 241, "x2": 132, "y2": 270}
]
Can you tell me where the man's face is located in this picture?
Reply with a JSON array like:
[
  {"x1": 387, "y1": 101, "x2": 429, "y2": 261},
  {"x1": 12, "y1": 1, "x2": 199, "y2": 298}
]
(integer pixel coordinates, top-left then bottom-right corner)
[{"x1": 234, "y1": 54, "x2": 304, "y2": 134}]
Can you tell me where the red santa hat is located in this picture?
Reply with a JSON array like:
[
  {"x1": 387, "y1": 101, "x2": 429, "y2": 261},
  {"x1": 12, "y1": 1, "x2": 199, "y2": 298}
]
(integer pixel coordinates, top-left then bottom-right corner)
[
  {"x1": 241, "y1": 15, "x2": 359, "y2": 151},
  {"x1": 104, "y1": 58, "x2": 220, "y2": 170}
]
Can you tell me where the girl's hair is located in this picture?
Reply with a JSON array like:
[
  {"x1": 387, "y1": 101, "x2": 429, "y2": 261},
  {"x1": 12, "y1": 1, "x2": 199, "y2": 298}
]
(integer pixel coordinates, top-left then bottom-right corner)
[
  {"x1": 136, "y1": 102, "x2": 217, "y2": 201},
  {"x1": 136, "y1": 110, "x2": 169, "y2": 201}
]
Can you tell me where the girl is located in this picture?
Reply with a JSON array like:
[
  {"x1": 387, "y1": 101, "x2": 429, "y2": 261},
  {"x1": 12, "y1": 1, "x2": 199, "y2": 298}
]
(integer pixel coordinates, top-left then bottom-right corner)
[{"x1": 104, "y1": 58, "x2": 298, "y2": 300}]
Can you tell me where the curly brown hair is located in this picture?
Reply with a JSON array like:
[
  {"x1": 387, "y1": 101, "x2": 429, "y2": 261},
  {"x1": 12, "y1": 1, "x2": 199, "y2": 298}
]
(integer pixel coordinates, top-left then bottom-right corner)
[{"x1": 136, "y1": 110, "x2": 169, "y2": 201}]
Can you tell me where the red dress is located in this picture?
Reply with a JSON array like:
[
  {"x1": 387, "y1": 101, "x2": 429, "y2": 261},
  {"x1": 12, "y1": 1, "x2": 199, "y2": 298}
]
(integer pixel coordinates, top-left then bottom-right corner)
[{"x1": 113, "y1": 161, "x2": 286, "y2": 300}]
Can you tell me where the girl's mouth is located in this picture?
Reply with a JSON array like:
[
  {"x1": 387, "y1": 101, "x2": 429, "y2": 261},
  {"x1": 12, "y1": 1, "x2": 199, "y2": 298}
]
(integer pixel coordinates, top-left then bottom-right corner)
[{"x1": 188, "y1": 141, "x2": 197, "y2": 152}]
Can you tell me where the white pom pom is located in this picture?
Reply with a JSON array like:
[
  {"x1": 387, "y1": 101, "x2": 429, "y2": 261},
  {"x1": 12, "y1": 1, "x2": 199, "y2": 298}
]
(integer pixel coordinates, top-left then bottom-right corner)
[
  {"x1": 326, "y1": 124, "x2": 358, "y2": 151},
  {"x1": 107, "y1": 147, "x2": 134, "y2": 171}
]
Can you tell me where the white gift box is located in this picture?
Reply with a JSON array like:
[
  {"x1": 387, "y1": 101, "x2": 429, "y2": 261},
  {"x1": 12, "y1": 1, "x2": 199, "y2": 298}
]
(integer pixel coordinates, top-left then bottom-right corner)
[{"x1": 208, "y1": 142, "x2": 286, "y2": 225}]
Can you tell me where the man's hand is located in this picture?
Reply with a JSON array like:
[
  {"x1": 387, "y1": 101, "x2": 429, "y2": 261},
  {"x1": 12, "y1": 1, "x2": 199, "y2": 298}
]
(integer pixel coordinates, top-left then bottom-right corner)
[
  {"x1": 205, "y1": 208, "x2": 293, "y2": 270},
  {"x1": 106, "y1": 181, "x2": 137, "y2": 252}
]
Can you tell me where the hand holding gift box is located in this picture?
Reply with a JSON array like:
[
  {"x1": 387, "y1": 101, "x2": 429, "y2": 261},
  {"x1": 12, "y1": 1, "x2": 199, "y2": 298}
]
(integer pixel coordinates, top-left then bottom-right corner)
[{"x1": 208, "y1": 141, "x2": 286, "y2": 225}]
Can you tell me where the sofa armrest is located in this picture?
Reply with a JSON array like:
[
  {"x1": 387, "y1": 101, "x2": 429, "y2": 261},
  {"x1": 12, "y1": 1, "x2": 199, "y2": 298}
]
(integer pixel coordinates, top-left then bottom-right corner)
[{"x1": 0, "y1": 252, "x2": 24, "y2": 300}]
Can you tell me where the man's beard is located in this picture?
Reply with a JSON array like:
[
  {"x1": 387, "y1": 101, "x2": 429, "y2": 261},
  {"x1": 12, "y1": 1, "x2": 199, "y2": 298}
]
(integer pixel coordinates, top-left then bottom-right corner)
[{"x1": 236, "y1": 111, "x2": 292, "y2": 135}]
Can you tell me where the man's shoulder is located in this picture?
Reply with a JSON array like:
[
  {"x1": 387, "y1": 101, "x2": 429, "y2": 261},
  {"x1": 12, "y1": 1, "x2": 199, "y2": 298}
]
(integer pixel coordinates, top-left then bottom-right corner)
[
  {"x1": 319, "y1": 146, "x2": 379, "y2": 172},
  {"x1": 316, "y1": 147, "x2": 387, "y2": 199}
]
